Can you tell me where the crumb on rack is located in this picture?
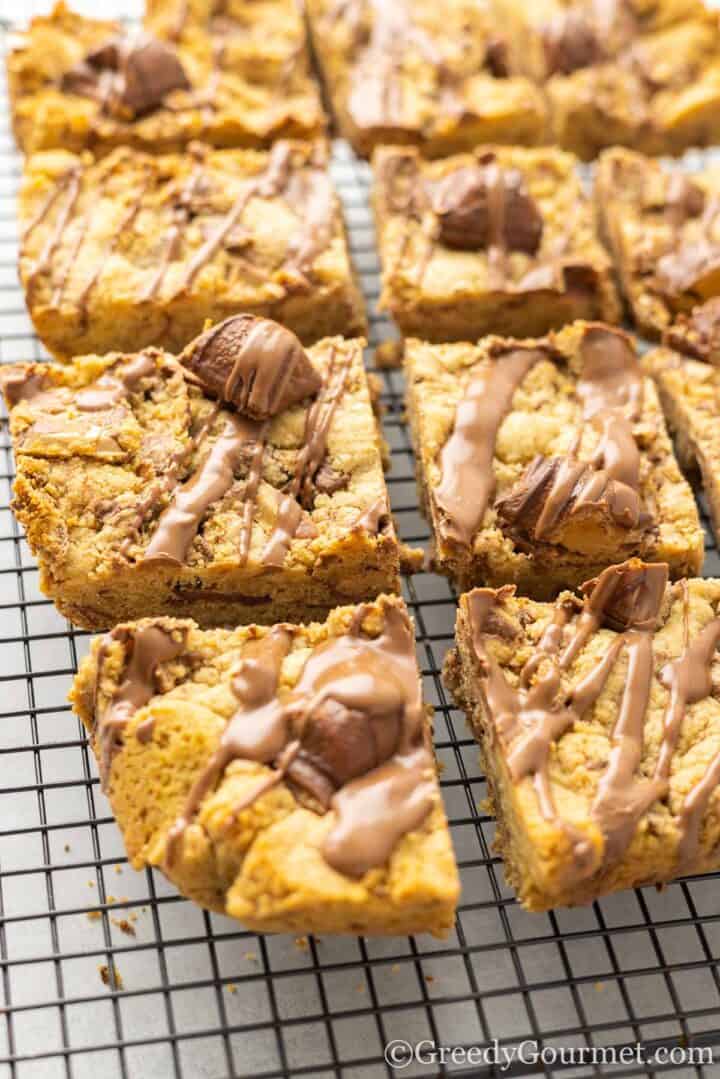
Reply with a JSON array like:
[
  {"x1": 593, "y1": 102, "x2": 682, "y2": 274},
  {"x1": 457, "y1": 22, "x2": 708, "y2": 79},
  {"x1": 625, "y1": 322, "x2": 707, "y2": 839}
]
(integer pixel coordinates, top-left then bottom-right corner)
[{"x1": 99, "y1": 963, "x2": 123, "y2": 990}]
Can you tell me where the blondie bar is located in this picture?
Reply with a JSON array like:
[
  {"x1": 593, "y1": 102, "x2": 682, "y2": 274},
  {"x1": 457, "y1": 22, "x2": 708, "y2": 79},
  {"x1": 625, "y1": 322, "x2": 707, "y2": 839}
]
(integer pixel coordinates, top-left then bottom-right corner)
[
  {"x1": 304, "y1": 0, "x2": 547, "y2": 160},
  {"x1": 7, "y1": 2, "x2": 325, "y2": 156},
  {"x1": 373, "y1": 145, "x2": 620, "y2": 343},
  {"x1": 445, "y1": 559, "x2": 720, "y2": 910},
  {"x1": 645, "y1": 346, "x2": 720, "y2": 544},
  {"x1": 539, "y1": 2, "x2": 720, "y2": 159},
  {"x1": 1, "y1": 321, "x2": 400, "y2": 630},
  {"x1": 70, "y1": 595, "x2": 459, "y2": 935},
  {"x1": 406, "y1": 322, "x2": 703, "y2": 598},
  {"x1": 596, "y1": 147, "x2": 720, "y2": 337},
  {"x1": 19, "y1": 140, "x2": 366, "y2": 359}
]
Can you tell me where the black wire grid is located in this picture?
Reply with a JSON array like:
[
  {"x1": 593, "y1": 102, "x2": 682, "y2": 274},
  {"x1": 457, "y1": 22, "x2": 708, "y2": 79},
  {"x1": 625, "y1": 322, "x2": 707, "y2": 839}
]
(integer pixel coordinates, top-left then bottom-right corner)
[{"x1": 2, "y1": 7, "x2": 720, "y2": 1079}]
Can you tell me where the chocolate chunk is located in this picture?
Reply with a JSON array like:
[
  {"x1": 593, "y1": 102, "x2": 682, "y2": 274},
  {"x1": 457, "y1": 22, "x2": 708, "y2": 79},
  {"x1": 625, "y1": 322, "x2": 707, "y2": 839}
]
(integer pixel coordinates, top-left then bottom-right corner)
[
  {"x1": 582, "y1": 561, "x2": 668, "y2": 632},
  {"x1": 313, "y1": 462, "x2": 349, "y2": 496},
  {"x1": 485, "y1": 36, "x2": 509, "y2": 77},
  {"x1": 664, "y1": 297, "x2": 720, "y2": 360},
  {"x1": 432, "y1": 165, "x2": 542, "y2": 254},
  {"x1": 62, "y1": 33, "x2": 190, "y2": 118},
  {"x1": 298, "y1": 696, "x2": 402, "y2": 790},
  {"x1": 179, "y1": 315, "x2": 322, "y2": 420},
  {"x1": 543, "y1": 11, "x2": 601, "y2": 75}
]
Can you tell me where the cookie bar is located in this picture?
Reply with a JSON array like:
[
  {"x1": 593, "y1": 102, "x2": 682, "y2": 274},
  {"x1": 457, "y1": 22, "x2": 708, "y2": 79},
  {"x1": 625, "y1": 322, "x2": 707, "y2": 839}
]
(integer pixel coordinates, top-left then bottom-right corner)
[
  {"x1": 373, "y1": 145, "x2": 620, "y2": 343},
  {"x1": 70, "y1": 595, "x2": 459, "y2": 935},
  {"x1": 7, "y1": 2, "x2": 325, "y2": 156},
  {"x1": 406, "y1": 322, "x2": 703, "y2": 598},
  {"x1": 19, "y1": 141, "x2": 366, "y2": 360},
  {"x1": 596, "y1": 148, "x2": 720, "y2": 338},
  {"x1": 645, "y1": 346, "x2": 720, "y2": 543},
  {"x1": 445, "y1": 560, "x2": 720, "y2": 910},
  {"x1": 1, "y1": 321, "x2": 400, "y2": 630},
  {"x1": 539, "y1": 2, "x2": 720, "y2": 159},
  {"x1": 304, "y1": 0, "x2": 547, "y2": 160}
]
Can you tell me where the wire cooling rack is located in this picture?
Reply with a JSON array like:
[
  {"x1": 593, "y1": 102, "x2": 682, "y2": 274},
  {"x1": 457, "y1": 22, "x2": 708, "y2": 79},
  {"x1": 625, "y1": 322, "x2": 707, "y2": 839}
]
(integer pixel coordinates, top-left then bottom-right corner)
[{"x1": 3, "y1": 6, "x2": 720, "y2": 1079}]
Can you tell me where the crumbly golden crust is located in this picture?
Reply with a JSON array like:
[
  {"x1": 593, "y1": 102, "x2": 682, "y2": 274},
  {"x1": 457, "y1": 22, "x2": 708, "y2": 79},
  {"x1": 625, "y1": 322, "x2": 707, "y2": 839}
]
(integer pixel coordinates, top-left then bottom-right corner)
[
  {"x1": 3, "y1": 336, "x2": 400, "y2": 630},
  {"x1": 445, "y1": 567, "x2": 720, "y2": 910},
  {"x1": 406, "y1": 322, "x2": 703, "y2": 598},
  {"x1": 18, "y1": 141, "x2": 366, "y2": 360},
  {"x1": 596, "y1": 147, "x2": 720, "y2": 338},
  {"x1": 372, "y1": 145, "x2": 620, "y2": 343},
  {"x1": 70, "y1": 595, "x2": 459, "y2": 936},
  {"x1": 645, "y1": 346, "x2": 720, "y2": 543},
  {"x1": 304, "y1": 0, "x2": 548, "y2": 159},
  {"x1": 7, "y1": 1, "x2": 326, "y2": 155}
]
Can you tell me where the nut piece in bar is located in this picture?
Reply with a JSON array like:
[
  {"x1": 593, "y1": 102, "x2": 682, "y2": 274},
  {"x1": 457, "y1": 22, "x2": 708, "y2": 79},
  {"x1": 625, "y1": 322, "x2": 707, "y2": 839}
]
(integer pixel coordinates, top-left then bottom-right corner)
[
  {"x1": 645, "y1": 345, "x2": 720, "y2": 546},
  {"x1": 596, "y1": 147, "x2": 720, "y2": 338},
  {"x1": 373, "y1": 145, "x2": 620, "y2": 343},
  {"x1": 7, "y1": 1, "x2": 326, "y2": 155},
  {"x1": 18, "y1": 141, "x2": 366, "y2": 360},
  {"x1": 304, "y1": 0, "x2": 548, "y2": 159},
  {"x1": 0, "y1": 334, "x2": 400, "y2": 630},
  {"x1": 179, "y1": 315, "x2": 322, "y2": 419},
  {"x1": 405, "y1": 321, "x2": 703, "y2": 598},
  {"x1": 445, "y1": 559, "x2": 720, "y2": 910},
  {"x1": 70, "y1": 595, "x2": 459, "y2": 936}
]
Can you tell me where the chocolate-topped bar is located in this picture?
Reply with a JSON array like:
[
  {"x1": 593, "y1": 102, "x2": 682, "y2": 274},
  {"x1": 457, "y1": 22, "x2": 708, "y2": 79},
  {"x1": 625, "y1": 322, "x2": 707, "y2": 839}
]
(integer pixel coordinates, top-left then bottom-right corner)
[
  {"x1": 445, "y1": 559, "x2": 720, "y2": 910},
  {"x1": 71, "y1": 595, "x2": 459, "y2": 935},
  {"x1": 596, "y1": 147, "x2": 720, "y2": 338},
  {"x1": 19, "y1": 140, "x2": 366, "y2": 360},
  {"x1": 406, "y1": 321, "x2": 703, "y2": 598},
  {"x1": 7, "y1": 1, "x2": 325, "y2": 155},
  {"x1": 304, "y1": 0, "x2": 547, "y2": 159},
  {"x1": 535, "y1": 0, "x2": 720, "y2": 159},
  {"x1": 1, "y1": 320, "x2": 400, "y2": 630},
  {"x1": 373, "y1": 145, "x2": 620, "y2": 343}
]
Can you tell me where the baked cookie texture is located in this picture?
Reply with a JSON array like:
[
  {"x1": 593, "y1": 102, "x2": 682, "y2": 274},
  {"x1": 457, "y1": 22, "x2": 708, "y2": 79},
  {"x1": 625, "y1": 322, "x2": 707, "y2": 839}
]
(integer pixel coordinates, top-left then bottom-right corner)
[
  {"x1": 406, "y1": 322, "x2": 703, "y2": 598},
  {"x1": 70, "y1": 595, "x2": 459, "y2": 935},
  {"x1": 1, "y1": 324, "x2": 401, "y2": 630},
  {"x1": 445, "y1": 560, "x2": 720, "y2": 911},
  {"x1": 18, "y1": 140, "x2": 366, "y2": 360},
  {"x1": 529, "y1": 0, "x2": 720, "y2": 160},
  {"x1": 372, "y1": 145, "x2": 620, "y2": 343},
  {"x1": 645, "y1": 346, "x2": 720, "y2": 544},
  {"x1": 304, "y1": 0, "x2": 548, "y2": 160},
  {"x1": 596, "y1": 147, "x2": 720, "y2": 338},
  {"x1": 7, "y1": 2, "x2": 326, "y2": 156}
]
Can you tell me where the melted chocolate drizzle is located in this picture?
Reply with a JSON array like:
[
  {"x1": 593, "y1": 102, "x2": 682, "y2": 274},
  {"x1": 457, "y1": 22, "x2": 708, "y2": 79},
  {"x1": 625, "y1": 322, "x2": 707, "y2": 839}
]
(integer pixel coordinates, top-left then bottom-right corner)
[
  {"x1": 164, "y1": 604, "x2": 435, "y2": 877},
  {"x1": 95, "y1": 624, "x2": 185, "y2": 788}
]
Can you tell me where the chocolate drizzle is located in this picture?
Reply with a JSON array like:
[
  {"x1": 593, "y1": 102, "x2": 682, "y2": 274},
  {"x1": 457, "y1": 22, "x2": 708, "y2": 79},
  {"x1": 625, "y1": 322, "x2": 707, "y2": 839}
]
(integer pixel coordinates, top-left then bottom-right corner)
[
  {"x1": 470, "y1": 561, "x2": 720, "y2": 876},
  {"x1": 497, "y1": 326, "x2": 649, "y2": 552},
  {"x1": 74, "y1": 352, "x2": 157, "y2": 412},
  {"x1": 95, "y1": 624, "x2": 185, "y2": 788},
  {"x1": 434, "y1": 347, "x2": 545, "y2": 546},
  {"x1": 141, "y1": 160, "x2": 206, "y2": 303},
  {"x1": 261, "y1": 345, "x2": 351, "y2": 566},
  {"x1": 25, "y1": 169, "x2": 82, "y2": 297},
  {"x1": 143, "y1": 414, "x2": 263, "y2": 565},
  {"x1": 164, "y1": 603, "x2": 435, "y2": 878}
]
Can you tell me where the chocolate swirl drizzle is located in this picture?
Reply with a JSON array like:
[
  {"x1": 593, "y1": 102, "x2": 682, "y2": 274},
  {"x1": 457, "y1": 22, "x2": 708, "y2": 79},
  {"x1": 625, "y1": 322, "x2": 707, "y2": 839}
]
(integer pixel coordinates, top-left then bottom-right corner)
[
  {"x1": 469, "y1": 560, "x2": 720, "y2": 876},
  {"x1": 94, "y1": 623, "x2": 186, "y2": 788},
  {"x1": 163, "y1": 603, "x2": 435, "y2": 878}
]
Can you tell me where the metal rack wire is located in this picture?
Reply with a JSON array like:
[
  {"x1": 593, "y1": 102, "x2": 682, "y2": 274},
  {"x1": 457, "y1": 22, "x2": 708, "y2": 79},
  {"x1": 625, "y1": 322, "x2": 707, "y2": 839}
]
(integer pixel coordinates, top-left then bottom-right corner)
[{"x1": 2, "y1": 6, "x2": 720, "y2": 1078}]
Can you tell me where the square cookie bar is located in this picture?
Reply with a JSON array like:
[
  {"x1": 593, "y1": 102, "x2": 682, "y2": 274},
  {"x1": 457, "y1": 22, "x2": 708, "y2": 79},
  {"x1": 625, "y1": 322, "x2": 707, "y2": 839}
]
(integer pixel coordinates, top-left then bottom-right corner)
[
  {"x1": 596, "y1": 147, "x2": 720, "y2": 338},
  {"x1": 70, "y1": 595, "x2": 459, "y2": 935},
  {"x1": 304, "y1": 0, "x2": 547, "y2": 159},
  {"x1": 373, "y1": 145, "x2": 620, "y2": 343},
  {"x1": 19, "y1": 141, "x2": 366, "y2": 360},
  {"x1": 1, "y1": 321, "x2": 400, "y2": 630},
  {"x1": 445, "y1": 560, "x2": 720, "y2": 910},
  {"x1": 7, "y1": 1, "x2": 325, "y2": 156},
  {"x1": 406, "y1": 322, "x2": 703, "y2": 598},
  {"x1": 646, "y1": 346, "x2": 720, "y2": 543},
  {"x1": 537, "y1": 1, "x2": 720, "y2": 159}
]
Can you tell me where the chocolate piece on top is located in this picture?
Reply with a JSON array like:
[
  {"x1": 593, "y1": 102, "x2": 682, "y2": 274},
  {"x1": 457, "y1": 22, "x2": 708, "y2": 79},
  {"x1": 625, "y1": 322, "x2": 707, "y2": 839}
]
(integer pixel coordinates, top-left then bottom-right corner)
[
  {"x1": 179, "y1": 315, "x2": 322, "y2": 420},
  {"x1": 543, "y1": 10, "x2": 602, "y2": 75},
  {"x1": 432, "y1": 163, "x2": 543, "y2": 254},
  {"x1": 62, "y1": 33, "x2": 190, "y2": 117}
]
